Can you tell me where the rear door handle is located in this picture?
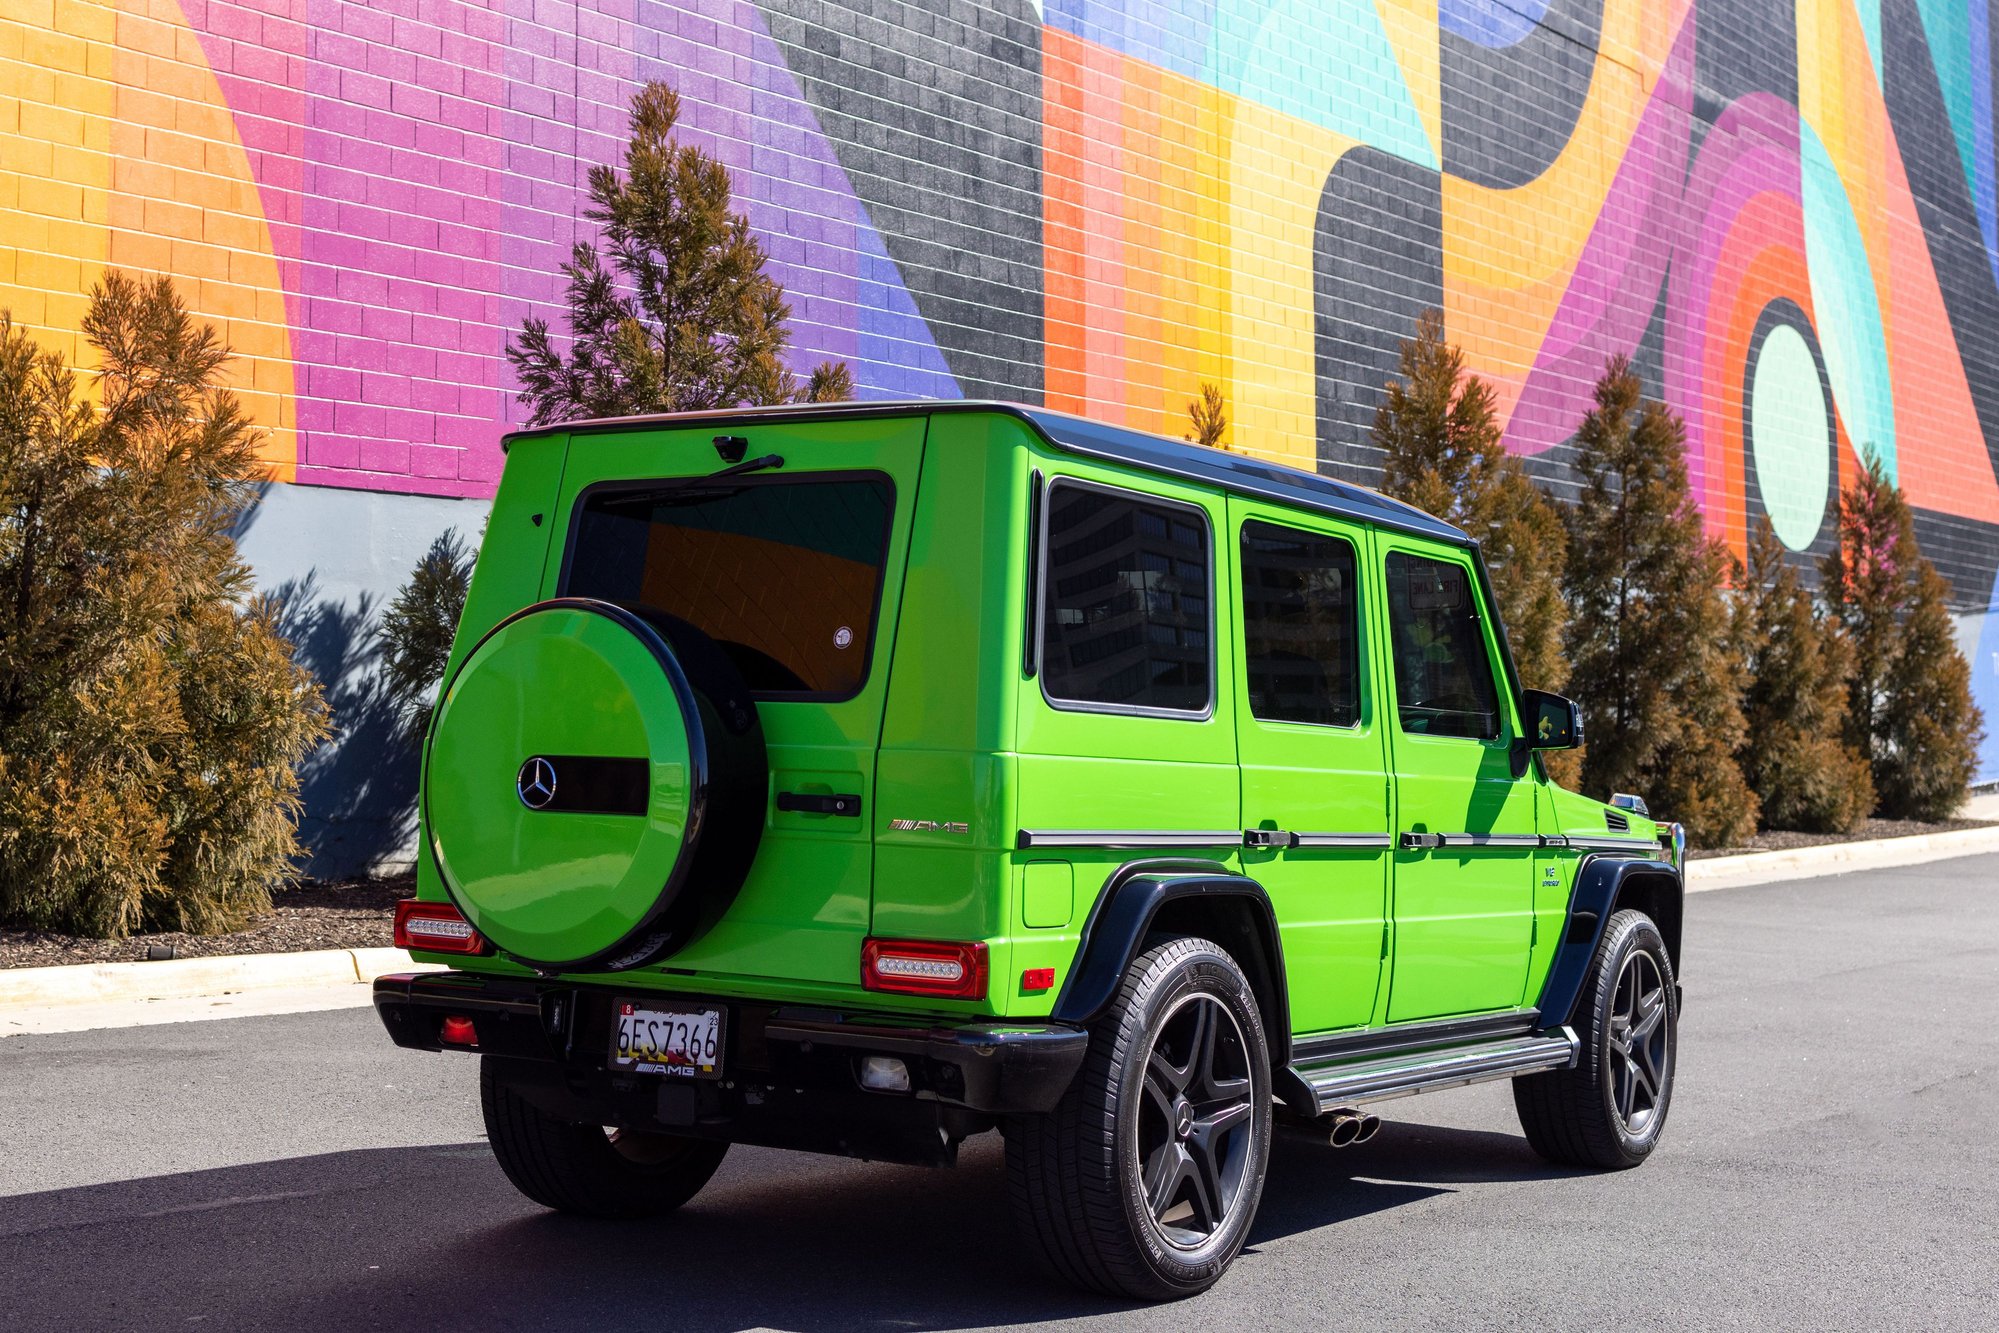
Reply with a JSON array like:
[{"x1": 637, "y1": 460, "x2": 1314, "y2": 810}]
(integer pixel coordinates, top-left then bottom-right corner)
[
  {"x1": 776, "y1": 792, "x2": 862, "y2": 817},
  {"x1": 1400, "y1": 832, "x2": 1442, "y2": 850}
]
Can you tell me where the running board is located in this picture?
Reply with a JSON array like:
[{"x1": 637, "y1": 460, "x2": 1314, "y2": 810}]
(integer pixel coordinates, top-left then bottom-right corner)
[{"x1": 1289, "y1": 1029, "x2": 1580, "y2": 1115}]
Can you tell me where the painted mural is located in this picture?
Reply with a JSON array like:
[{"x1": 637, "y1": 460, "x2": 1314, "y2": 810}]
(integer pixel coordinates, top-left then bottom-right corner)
[{"x1": 4, "y1": 3, "x2": 1999, "y2": 674}]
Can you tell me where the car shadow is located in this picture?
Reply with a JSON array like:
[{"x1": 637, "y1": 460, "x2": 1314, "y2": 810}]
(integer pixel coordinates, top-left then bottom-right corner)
[{"x1": 0, "y1": 1119, "x2": 1577, "y2": 1331}]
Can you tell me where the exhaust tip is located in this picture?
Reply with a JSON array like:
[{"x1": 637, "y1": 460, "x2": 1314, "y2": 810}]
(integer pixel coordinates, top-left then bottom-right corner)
[{"x1": 1353, "y1": 1113, "x2": 1381, "y2": 1144}]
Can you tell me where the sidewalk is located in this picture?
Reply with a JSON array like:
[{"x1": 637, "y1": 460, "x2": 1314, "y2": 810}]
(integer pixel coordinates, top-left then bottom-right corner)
[{"x1": 5, "y1": 810, "x2": 1997, "y2": 1038}]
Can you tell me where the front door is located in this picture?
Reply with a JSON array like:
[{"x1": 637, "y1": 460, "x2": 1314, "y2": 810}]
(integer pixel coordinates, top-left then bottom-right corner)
[
  {"x1": 1230, "y1": 505, "x2": 1391, "y2": 1034},
  {"x1": 1374, "y1": 541, "x2": 1537, "y2": 1022}
]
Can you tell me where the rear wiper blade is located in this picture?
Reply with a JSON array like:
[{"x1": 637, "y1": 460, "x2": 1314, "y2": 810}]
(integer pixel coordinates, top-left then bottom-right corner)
[{"x1": 601, "y1": 454, "x2": 786, "y2": 508}]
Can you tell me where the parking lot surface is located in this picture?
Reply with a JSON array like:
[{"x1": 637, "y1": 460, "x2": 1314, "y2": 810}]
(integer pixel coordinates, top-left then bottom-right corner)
[{"x1": 3, "y1": 857, "x2": 1996, "y2": 1332}]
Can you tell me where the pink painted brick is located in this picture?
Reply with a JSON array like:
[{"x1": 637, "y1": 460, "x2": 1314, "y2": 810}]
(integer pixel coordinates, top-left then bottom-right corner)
[
  {"x1": 383, "y1": 407, "x2": 438, "y2": 444},
  {"x1": 386, "y1": 277, "x2": 440, "y2": 315},
  {"x1": 408, "y1": 443, "x2": 458, "y2": 479},
  {"x1": 359, "y1": 437, "x2": 412, "y2": 474},
  {"x1": 334, "y1": 401, "x2": 388, "y2": 436},
  {"x1": 301, "y1": 434, "x2": 362, "y2": 471},
  {"x1": 361, "y1": 309, "x2": 415, "y2": 345}
]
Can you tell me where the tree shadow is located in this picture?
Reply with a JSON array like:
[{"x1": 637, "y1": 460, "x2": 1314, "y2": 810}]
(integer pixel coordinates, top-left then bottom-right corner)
[
  {"x1": 0, "y1": 1119, "x2": 1578, "y2": 1332},
  {"x1": 267, "y1": 571, "x2": 419, "y2": 879}
]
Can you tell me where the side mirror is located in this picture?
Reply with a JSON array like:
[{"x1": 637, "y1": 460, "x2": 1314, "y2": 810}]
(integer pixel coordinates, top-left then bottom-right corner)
[{"x1": 1522, "y1": 689, "x2": 1583, "y2": 750}]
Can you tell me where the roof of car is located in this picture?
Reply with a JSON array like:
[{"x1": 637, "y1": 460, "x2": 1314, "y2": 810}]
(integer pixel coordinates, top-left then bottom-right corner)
[{"x1": 507, "y1": 399, "x2": 1471, "y2": 547}]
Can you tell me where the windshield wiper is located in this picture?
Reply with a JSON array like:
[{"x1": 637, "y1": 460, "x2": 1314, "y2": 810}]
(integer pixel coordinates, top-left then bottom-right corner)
[
  {"x1": 601, "y1": 454, "x2": 787, "y2": 509},
  {"x1": 710, "y1": 452, "x2": 784, "y2": 480}
]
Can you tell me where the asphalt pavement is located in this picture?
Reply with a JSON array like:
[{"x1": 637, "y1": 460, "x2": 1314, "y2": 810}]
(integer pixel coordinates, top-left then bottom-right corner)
[{"x1": 3, "y1": 856, "x2": 1996, "y2": 1332}]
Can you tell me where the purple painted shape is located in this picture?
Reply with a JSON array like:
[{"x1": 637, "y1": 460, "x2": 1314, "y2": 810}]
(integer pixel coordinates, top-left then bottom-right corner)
[
  {"x1": 1507, "y1": 20, "x2": 1694, "y2": 456},
  {"x1": 1664, "y1": 93, "x2": 1803, "y2": 492},
  {"x1": 1440, "y1": 0, "x2": 1555, "y2": 48}
]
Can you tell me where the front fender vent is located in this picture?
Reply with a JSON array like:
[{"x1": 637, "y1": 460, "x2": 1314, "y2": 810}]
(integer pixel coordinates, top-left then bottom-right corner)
[{"x1": 1605, "y1": 809, "x2": 1630, "y2": 833}]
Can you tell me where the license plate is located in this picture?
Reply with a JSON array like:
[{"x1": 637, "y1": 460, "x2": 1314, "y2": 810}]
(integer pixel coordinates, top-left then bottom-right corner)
[{"x1": 609, "y1": 1002, "x2": 724, "y2": 1078}]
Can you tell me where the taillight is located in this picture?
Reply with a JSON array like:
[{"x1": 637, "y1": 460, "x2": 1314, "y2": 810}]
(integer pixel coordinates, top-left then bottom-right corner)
[
  {"x1": 861, "y1": 938, "x2": 988, "y2": 1000},
  {"x1": 439, "y1": 1015, "x2": 479, "y2": 1047},
  {"x1": 394, "y1": 900, "x2": 491, "y2": 955}
]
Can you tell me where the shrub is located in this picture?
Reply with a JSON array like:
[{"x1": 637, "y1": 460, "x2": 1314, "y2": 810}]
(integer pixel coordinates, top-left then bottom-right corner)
[
  {"x1": 1562, "y1": 356, "x2": 1756, "y2": 846},
  {"x1": 509, "y1": 81, "x2": 851, "y2": 425},
  {"x1": 1374, "y1": 311, "x2": 1568, "y2": 694},
  {"x1": 0, "y1": 275, "x2": 329, "y2": 937},
  {"x1": 377, "y1": 529, "x2": 473, "y2": 738},
  {"x1": 1734, "y1": 519, "x2": 1873, "y2": 832},
  {"x1": 1186, "y1": 382, "x2": 1229, "y2": 450},
  {"x1": 1821, "y1": 460, "x2": 1983, "y2": 819}
]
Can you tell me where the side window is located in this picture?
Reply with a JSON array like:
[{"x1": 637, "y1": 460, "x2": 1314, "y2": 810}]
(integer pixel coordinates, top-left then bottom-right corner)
[
  {"x1": 1384, "y1": 551, "x2": 1502, "y2": 740},
  {"x1": 1040, "y1": 481, "x2": 1212, "y2": 714},
  {"x1": 1240, "y1": 521, "x2": 1361, "y2": 727}
]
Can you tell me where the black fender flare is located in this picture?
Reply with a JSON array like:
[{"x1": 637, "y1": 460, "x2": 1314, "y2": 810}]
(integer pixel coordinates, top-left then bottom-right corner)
[
  {"x1": 1535, "y1": 855, "x2": 1683, "y2": 1028},
  {"x1": 1051, "y1": 860, "x2": 1291, "y2": 1067}
]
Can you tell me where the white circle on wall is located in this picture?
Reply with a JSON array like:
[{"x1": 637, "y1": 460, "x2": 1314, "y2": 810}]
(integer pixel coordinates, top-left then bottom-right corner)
[
  {"x1": 833, "y1": 626, "x2": 853, "y2": 649},
  {"x1": 1749, "y1": 324, "x2": 1833, "y2": 551}
]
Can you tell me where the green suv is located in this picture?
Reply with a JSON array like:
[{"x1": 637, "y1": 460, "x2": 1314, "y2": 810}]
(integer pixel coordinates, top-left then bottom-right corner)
[{"x1": 377, "y1": 402, "x2": 1686, "y2": 1300}]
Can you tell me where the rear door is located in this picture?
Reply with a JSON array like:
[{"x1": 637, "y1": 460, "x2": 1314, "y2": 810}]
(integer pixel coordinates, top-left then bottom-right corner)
[
  {"x1": 1229, "y1": 500, "x2": 1390, "y2": 1035},
  {"x1": 546, "y1": 416, "x2": 927, "y2": 986},
  {"x1": 1373, "y1": 538, "x2": 1538, "y2": 1021}
]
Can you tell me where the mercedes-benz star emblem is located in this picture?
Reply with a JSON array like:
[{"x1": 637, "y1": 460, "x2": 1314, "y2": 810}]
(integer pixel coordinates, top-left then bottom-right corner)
[{"x1": 517, "y1": 756, "x2": 558, "y2": 810}]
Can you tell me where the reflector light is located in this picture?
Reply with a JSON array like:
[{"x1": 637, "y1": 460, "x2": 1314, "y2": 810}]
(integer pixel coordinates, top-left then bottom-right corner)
[
  {"x1": 860, "y1": 938, "x2": 988, "y2": 1000},
  {"x1": 1021, "y1": 967, "x2": 1056, "y2": 993},
  {"x1": 439, "y1": 1015, "x2": 479, "y2": 1047},
  {"x1": 394, "y1": 900, "x2": 491, "y2": 955}
]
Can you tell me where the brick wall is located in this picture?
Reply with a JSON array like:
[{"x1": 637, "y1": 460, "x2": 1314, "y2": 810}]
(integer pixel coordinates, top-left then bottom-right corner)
[{"x1": 5, "y1": 0, "x2": 1999, "y2": 770}]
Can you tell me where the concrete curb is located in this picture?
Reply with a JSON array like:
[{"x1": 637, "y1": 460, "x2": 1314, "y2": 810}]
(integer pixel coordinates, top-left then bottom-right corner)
[
  {"x1": 0, "y1": 947, "x2": 429, "y2": 1013},
  {"x1": 1683, "y1": 824, "x2": 1999, "y2": 892},
  {"x1": 5, "y1": 824, "x2": 1997, "y2": 1032}
]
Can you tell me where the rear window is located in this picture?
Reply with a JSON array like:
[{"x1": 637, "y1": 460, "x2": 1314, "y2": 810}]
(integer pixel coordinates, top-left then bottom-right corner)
[{"x1": 563, "y1": 474, "x2": 894, "y2": 700}]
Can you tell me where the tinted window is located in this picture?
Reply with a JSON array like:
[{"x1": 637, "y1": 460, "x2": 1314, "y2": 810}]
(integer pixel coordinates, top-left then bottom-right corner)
[
  {"x1": 1041, "y1": 483, "x2": 1211, "y2": 713},
  {"x1": 1385, "y1": 551, "x2": 1501, "y2": 740},
  {"x1": 1240, "y1": 521, "x2": 1361, "y2": 727},
  {"x1": 564, "y1": 475, "x2": 893, "y2": 699}
]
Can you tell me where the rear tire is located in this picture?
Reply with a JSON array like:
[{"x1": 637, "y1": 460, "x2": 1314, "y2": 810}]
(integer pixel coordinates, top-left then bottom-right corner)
[
  {"x1": 480, "y1": 1058, "x2": 729, "y2": 1218},
  {"x1": 1006, "y1": 936, "x2": 1272, "y2": 1301},
  {"x1": 1513, "y1": 908, "x2": 1678, "y2": 1169}
]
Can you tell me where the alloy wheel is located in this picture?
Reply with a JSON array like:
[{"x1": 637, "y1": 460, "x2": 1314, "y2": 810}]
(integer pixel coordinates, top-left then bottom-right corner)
[
  {"x1": 1135, "y1": 992, "x2": 1257, "y2": 1250},
  {"x1": 1606, "y1": 948, "x2": 1671, "y2": 1135}
]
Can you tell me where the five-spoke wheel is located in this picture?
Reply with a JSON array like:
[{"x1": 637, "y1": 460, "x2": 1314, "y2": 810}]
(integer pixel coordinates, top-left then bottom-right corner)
[
  {"x1": 1007, "y1": 935, "x2": 1271, "y2": 1300},
  {"x1": 1514, "y1": 908, "x2": 1678, "y2": 1169}
]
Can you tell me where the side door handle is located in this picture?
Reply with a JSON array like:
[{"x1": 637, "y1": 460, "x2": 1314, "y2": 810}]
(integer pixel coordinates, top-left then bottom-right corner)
[
  {"x1": 1243, "y1": 828, "x2": 1296, "y2": 850},
  {"x1": 776, "y1": 791, "x2": 862, "y2": 817},
  {"x1": 1400, "y1": 832, "x2": 1442, "y2": 851}
]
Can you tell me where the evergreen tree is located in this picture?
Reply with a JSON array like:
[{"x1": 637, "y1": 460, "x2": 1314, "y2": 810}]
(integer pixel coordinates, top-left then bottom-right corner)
[
  {"x1": 1374, "y1": 310, "x2": 1568, "y2": 692},
  {"x1": 377, "y1": 529, "x2": 473, "y2": 738},
  {"x1": 1186, "y1": 382, "x2": 1229, "y2": 450},
  {"x1": 1821, "y1": 459, "x2": 1982, "y2": 818},
  {"x1": 0, "y1": 274, "x2": 329, "y2": 937},
  {"x1": 1735, "y1": 519, "x2": 1873, "y2": 831},
  {"x1": 508, "y1": 82, "x2": 851, "y2": 425},
  {"x1": 1562, "y1": 356, "x2": 1757, "y2": 846}
]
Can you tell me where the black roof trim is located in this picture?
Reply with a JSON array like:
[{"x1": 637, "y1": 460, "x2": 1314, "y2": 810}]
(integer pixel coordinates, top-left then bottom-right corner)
[{"x1": 506, "y1": 399, "x2": 1470, "y2": 546}]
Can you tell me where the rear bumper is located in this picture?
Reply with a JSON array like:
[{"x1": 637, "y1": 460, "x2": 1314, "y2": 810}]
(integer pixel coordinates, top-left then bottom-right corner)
[{"x1": 374, "y1": 971, "x2": 1087, "y2": 1161}]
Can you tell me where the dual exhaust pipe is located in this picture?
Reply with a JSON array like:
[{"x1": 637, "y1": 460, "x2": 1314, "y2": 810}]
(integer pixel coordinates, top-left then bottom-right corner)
[{"x1": 1324, "y1": 1107, "x2": 1381, "y2": 1148}]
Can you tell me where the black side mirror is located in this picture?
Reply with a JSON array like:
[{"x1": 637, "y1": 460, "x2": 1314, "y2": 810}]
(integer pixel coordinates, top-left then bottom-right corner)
[{"x1": 1522, "y1": 689, "x2": 1583, "y2": 750}]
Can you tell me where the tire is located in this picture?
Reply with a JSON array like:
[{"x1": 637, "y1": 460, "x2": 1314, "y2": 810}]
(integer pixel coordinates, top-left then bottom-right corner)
[
  {"x1": 1006, "y1": 936, "x2": 1272, "y2": 1301},
  {"x1": 1513, "y1": 908, "x2": 1678, "y2": 1169},
  {"x1": 480, "y1": 1058, "x2": 729, "y2": 1218}
]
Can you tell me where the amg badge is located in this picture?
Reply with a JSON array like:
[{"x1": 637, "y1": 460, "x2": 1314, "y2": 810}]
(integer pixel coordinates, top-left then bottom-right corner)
[{"x1": 888, "y1": 818, "x2": 969, "y2": 834}]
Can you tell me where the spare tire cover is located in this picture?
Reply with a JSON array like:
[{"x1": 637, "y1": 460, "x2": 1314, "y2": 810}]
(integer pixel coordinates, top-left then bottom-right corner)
[{"x1": 425, "y1": 598, "x2": 724, "y2": 971}]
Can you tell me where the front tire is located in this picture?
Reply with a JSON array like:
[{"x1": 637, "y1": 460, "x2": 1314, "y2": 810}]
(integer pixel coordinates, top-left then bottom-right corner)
[
  {"x1": 1513, "y1": 908, "x2": 1678, "y2": 1169},
  {"x1": 1006, "y1": 936, "x2": 1272, "y2": 1301},
  {"x1": 480, "y1": 1058, "x2": 729, "y2": 1218}
]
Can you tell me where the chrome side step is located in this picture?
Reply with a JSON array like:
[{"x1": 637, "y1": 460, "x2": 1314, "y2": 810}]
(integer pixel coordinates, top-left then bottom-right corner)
[{"x1": 1291, "y1": 1029, "x2": 1580, "y2": 1115}]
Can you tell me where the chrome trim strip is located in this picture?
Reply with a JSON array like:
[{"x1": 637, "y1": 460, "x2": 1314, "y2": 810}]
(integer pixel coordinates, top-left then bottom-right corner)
[
  {"x1": 1297, "y1": 1028, "x2": 1579, "y2": 1113},
  {"x1": 1290, "y1": 832, "x2": 1396, "y2": 849},
  {"x1": 1016, "y1": 830, "x2": 1242, "y2": 850},
  {"x1": 1550, "y1": 835, "x2": 1665, "y2": 853},
  {"x1": 1400, "y1": 832, "x2": 1542, "y2": 850}
]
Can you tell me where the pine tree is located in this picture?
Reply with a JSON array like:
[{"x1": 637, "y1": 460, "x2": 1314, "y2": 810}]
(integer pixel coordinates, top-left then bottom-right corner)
[
  {"x1": 1821, "y1": 459, "x2": 1982, "y2": 818},
  {"x1": 0, "y1": 274, "x2": 329, "y2": 937},
  {"x1": 508, "y1": 82, "x2": 851, "y2": 425},
  {"x1": 378, "y1": 529, "x2": 473, "y2": 738},
  {"x1": 1735, "y1": 519, "x2": 1873, "y2": 831},
  {"x1": 1186, "y1": 382, "x2": 1228, "y2": 450},
  {"x1": 1374, "y1": 310, "x2": 1568, "y2": 692},
  {"x1": 1562, "y1": 356, "x2": 1757, "y2": 846}
]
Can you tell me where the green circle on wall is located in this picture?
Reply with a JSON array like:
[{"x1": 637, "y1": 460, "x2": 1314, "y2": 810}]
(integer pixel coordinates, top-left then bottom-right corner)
[{"x1": 1750, "y1": 325, "x2": 1832, "y2": 551}]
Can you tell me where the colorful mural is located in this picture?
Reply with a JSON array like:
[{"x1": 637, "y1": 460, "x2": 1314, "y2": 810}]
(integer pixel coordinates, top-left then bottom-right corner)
[{"x1": 5, "y1": 2, "x2": 1999, "y2": 639}]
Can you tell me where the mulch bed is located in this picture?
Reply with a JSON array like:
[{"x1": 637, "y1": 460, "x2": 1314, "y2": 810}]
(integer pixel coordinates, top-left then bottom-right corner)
[
  {"x1": 0, "y1": 876, "x2": 409, "y2": 970},
  {"x1": 1684, "y1": 816, "x2": 1994, "y2": 859}
]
